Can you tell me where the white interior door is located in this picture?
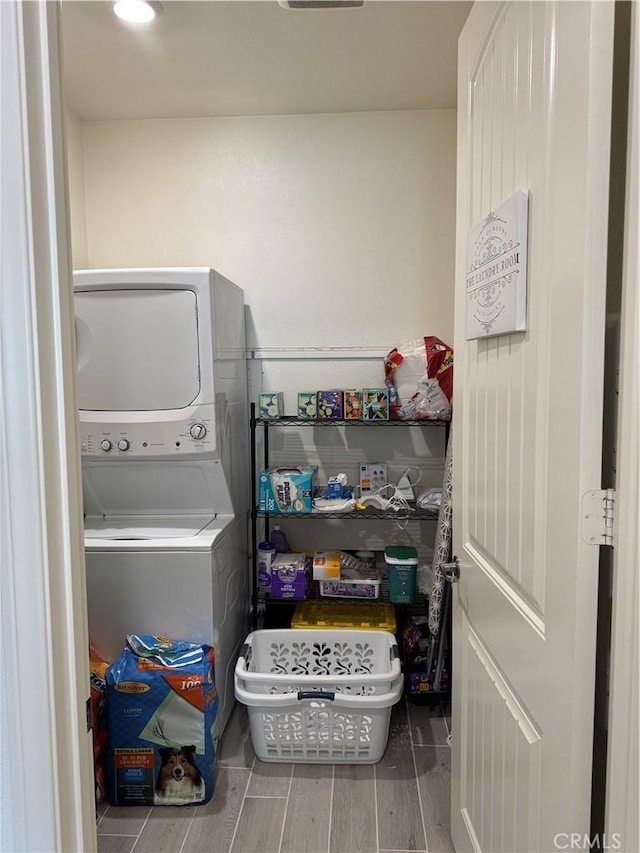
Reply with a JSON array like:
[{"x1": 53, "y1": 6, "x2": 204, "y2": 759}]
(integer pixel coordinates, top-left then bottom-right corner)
[{"x1": 452, "y1": 3, "x2": 615, "y2": 851}]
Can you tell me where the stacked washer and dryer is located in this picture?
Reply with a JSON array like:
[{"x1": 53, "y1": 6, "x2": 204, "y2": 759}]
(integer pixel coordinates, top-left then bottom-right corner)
[{"x1": 74, "y1": 267, "x2": 249, "y2": 737}]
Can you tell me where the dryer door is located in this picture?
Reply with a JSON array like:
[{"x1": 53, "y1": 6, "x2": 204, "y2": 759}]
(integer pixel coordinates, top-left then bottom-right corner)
[{"x1": 75, "y1": 288, "x2": 200, "y2": 412}]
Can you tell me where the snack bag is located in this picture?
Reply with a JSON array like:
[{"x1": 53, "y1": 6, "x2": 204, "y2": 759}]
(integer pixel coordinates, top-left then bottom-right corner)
[
  {"x1": 90, "y1": 646, "x2": 109, "y2": 804},
  {"x1": 424, "y1": 336, "x2": 454, "y2": 403},
  {"x1": 384, "y1": 348, "x2": 404, "y2": 418}
]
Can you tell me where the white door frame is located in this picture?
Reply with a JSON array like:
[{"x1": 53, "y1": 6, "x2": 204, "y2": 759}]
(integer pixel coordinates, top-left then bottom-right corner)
[
  {"x1": 0, "y1": 1, "x2": 96, "y2": 850},
  {"x1": 605, "y1": 5, "x2": 640, "y2": 850}
]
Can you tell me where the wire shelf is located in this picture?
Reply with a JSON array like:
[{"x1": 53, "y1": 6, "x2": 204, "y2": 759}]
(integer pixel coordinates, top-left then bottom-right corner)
[
  {"x1": 253, "y1": 506, "x2": 439, "y2": 521},
  {"x1": 254, "y1": 416, "x2": 449, "y2": 428}
]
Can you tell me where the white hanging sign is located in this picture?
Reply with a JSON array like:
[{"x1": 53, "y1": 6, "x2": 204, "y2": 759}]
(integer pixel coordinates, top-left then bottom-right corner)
[{"x1": 465, "y1": 189, "x2": 529, "y2": 340}]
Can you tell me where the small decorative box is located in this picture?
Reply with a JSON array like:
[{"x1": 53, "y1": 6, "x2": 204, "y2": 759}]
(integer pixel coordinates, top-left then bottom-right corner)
[
  {"x1": 343, "y1": 390, "x2": 363, "y2": 420},
  {"x1": 362, "y1": 388, "x2": 389, "y2": 420},
  {"x1": 317, "y1": 390, "x2": 344, "y2": 419},
  {"x1": 297, "y1": 392, "x2": 317, "y2": 420},
  {"x1": 258, "y1": 392, "x2": 284, "y2": 419}
]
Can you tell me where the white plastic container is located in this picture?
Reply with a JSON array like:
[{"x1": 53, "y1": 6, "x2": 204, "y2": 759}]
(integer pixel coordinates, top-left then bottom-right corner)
[
  {"x1": 257, "y1": 541, "x2": 275, "y2": 590},
  {"x1": 385, "y1": 545, "x2": 418, "y2": 603},
  {"x1": 234, "y1": 629, "x2": 403, "y2": 764},
  {"x1": 318, "y1": 577, "x2": 381, "y2": 599}
]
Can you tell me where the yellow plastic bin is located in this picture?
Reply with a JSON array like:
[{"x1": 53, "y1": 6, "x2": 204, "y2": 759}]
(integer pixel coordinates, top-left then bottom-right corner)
[
  {"x1": 292, "y1": 601, "x2": 396, "y2": 634},
  {"x1": 385, "y1": 546, "x2": 418, "y2": 603}
]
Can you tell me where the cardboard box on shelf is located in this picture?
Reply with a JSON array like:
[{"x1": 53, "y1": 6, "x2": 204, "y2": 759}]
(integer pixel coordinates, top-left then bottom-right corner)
[
  {"x1": 270, "y1": 553, "x2": 312, "y2": 599},
  {"x1": 359, "y1": 463, "x2": 388, "y2": 495},
  {"x1": 258, "y1": 392, "x2": 284, "y2": 419},
  {"x1": 362, "y1": 388, "x2": 389, "y2": 420},
  {"x1": 297, "y1": 392, "x2": 317, "y2": 419},
  {"x1": 317, "y1": 390, "x2": 344, "y2": 419},
  {"x1": 313, "y1": 550, "x2": 342, "y2": 580}
]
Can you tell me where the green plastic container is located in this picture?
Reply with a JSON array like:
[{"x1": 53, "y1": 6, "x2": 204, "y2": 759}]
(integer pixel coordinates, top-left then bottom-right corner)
[{"x1": 385, "y1": 546, "x2": 418, "y2": 603}]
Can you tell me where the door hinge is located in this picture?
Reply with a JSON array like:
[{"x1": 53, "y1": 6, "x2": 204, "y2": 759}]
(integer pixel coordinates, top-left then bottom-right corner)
[
  {"x1": 86, "y1": 697, "x2": 93, "y2": 733},
  {"x1": 581, "y1": 489, "x2": 616, "y2": 546}
]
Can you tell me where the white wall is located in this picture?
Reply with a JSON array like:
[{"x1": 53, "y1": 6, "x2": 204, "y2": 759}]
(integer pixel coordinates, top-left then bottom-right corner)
[
  {"x1": 73, "y1": 108, "x2": 457, "y2": 562},
  {"x1": 65, "y1": 107, "x2": 88, "y2": 269},
  {"x1": 81, "y1": 111, "x2": 455, "y2": 337}
]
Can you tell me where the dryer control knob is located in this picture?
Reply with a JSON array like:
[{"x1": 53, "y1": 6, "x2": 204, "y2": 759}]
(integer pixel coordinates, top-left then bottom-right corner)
[
  {"x1": 190, "y1": 423, "x2": 207, "y2": 440},
  {"x1": 118, "y1": 439, "x2": 131, "y2": 452},
  {"x1": 100, "y1": 439, "x2": 112, "y2": 452}
]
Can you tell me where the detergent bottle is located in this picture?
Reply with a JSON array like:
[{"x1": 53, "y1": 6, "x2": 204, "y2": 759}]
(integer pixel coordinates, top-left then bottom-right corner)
[{"x1": 270, "y1": 525, "x2": 290, "y2": 553}]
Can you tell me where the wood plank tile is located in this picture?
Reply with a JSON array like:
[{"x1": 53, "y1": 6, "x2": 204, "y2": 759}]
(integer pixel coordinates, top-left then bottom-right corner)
[
  {"x1": 230, "y1": 796, "x2": 287, "y2": 853},
  {"x1": 96, "y1": 799, "x2": 109, "y2": 825},
  {"x1": 132, "y1": 806, "x2": 194, "y2": 852},
  {"x1": 330, "y1": 764, "x2": 377, "y2": 853},
  {"x1": 246, "y1": 758, "x2": 292, "y2": 797},
  {"x1": 218, "y1": 702, "x2": 255, "y2": 769},
  {"x1": 406, "y1": 701, "x2": 449, "y2": 747},
  {"x1": 97, "y1": 805, "x2": 151, "y2": 836},
  {"x1": 181, "y1": 768, "x2": 250, "y2": 853},
  {"x1": 414, "y1": 746, "x2": 454, "y2": 853},
  {"x1": 376, "y1": 703, "x2": 427, "y2": 851},
  {"x1": 97, "y1": 836, "x2": 136, "y2": 853},
  {"x1": 281, "y1": 764, "x2": 333, "y2": 853},
  {"x1": 441, "y1": 700, "x2": 452, "y2": 742}
]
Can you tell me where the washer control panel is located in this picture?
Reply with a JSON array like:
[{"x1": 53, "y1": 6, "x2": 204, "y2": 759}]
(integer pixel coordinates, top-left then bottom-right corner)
[{"x1": 80, "y1": 408, "x2": 216, "y2": 459}]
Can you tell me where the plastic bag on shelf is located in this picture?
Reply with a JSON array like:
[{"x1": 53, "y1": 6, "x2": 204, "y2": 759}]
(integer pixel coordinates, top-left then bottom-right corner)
[
  {"x1": 398, "y1": 376, "x2": 451, "y2": 421},
  {"x1": 417, "y1": 487, "x2": 443, "y2": 509},
  {"x1": 386, "y1": 337, "x2": 454, "y2": 420},
  {"x1": 417, "y1": 562, "x2": 437, "y2": 596}
]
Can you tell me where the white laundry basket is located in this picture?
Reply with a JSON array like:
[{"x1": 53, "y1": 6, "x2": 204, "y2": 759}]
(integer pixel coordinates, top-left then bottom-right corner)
[{"x1": 234, "y1": 629, "x2": 403, "y2": 764}]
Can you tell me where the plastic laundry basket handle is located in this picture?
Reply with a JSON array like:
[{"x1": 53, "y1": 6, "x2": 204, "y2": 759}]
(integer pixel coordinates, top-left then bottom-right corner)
[{"x1": 297, "y1": 690, "x2": 335, "y2": 701}]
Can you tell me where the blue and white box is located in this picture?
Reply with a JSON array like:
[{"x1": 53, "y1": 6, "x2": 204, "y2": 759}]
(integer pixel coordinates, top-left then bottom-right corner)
[
  {"x1": 259, "y1": 466, "x2": 317, "y2": 513},
  {"x1": 327, "y1": 473, "x2": 348, "y2": 499}
]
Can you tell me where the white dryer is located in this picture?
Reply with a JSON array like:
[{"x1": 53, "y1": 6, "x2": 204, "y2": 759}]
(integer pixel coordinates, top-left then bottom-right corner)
[{"x1": 74, "y1": 267, "x2": 249, "y2": 738}]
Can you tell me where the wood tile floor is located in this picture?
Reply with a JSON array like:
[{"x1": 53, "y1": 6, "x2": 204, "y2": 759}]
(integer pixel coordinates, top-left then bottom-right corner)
[{"x1": 96, "y1": 698, "x2": 454, "y2": 853}]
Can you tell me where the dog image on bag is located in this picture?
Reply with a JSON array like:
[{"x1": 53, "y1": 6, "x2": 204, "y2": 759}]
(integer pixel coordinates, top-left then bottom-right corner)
[{"x1": 155, "y1": 745, "x2": 205, "y2": 804}]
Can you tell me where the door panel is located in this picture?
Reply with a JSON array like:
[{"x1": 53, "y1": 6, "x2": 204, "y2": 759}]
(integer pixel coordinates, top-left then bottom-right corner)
[
  {"x1": 462, "y1": 626, "x2": 542, "y2": 852},
  {"x1": 452, "y1": 3, "x2": 614, "y2": 851}
]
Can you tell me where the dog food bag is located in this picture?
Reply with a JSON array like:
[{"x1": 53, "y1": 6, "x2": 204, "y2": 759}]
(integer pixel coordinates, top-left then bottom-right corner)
[{"x1": 105, "y1": 635, "x2": 218, "y2": 807}]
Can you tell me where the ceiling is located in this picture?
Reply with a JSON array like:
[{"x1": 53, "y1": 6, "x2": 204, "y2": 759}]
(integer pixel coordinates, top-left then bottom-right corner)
[{"x1": 60, "y1": 0, "x2": 471, "y2": 121}]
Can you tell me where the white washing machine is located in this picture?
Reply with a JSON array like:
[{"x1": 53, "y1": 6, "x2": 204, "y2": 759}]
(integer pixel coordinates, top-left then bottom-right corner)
[
  {"x1": 84, "y1": 514, "x2": 247, "y2": 737},
  {"x1": 74, "y1": 267, "x2": 250, "y2": 739}
]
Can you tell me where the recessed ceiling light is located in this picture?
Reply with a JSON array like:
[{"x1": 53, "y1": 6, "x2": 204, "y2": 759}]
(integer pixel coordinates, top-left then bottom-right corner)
[{"x1": 113, "y1": 0, "x2": 160, "y2": 24}]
